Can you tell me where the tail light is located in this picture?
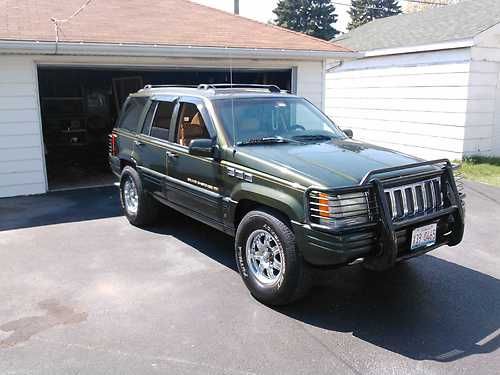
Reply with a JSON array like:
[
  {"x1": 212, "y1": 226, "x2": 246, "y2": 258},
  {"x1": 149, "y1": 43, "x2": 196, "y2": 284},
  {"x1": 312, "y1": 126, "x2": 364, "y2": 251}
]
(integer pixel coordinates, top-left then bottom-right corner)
[{"x1": 109, "y1": 133, "x2": 118, "y2": 156}]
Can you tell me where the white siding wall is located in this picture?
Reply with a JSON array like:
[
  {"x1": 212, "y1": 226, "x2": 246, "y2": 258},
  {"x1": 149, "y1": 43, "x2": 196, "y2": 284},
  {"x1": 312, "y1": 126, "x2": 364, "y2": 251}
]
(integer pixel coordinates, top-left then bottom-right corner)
[
  {"x1": 0, "y1": 56, "x2": 46, "y2": 198},
  {"x1": 462, "y1": 57, "x2": 500, "y2": 156},
  {"x1": 325, "y1": 48, "x2": 475, "y2": 160},
  {"x1": 295, "y1": 60, "x2": 324, "y2": 109},
  {"x1": 495, "y1": 67, "x2": 500, "y2": 155},
  {"x1": 472, "y1": 23, "x2": 500, "y2": 156},
  {"x1": 0, "y1": 54, "x2": 324, "y2": 198}
]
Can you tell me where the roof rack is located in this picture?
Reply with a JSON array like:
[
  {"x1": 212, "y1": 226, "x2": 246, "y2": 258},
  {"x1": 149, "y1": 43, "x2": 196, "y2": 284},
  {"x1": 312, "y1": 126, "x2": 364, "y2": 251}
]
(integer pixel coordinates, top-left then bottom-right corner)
[
  {"x1": 143, "y1": 84, "x2": 198, "y2": 89},
  {"x1": 197, "y1": 84, "x2": 282, "y2": 93}
]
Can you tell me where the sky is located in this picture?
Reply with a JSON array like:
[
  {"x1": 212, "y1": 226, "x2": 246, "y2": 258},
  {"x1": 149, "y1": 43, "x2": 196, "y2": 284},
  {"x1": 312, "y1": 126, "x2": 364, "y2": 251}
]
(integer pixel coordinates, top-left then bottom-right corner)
[{"x1": 190, "y1": 0, "x2": 354, "y2": 33}]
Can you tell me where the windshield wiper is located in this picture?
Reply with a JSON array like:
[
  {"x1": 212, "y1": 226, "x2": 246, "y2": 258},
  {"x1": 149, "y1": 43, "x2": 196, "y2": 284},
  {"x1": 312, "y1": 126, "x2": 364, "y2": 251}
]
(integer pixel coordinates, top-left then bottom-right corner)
[
  {"x1": 236, "y1": 136, "x2": 298, "y2": 146},
  {"x1": 292, "y1": 134, "x2": 333, "y2": 141}
]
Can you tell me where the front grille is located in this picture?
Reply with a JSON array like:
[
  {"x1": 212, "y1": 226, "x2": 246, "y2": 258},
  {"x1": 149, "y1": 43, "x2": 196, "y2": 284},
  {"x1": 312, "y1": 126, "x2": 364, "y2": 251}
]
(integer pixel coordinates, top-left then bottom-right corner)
[{"x1": 384, "y1": 177, "x2": 443, "y2": 221}]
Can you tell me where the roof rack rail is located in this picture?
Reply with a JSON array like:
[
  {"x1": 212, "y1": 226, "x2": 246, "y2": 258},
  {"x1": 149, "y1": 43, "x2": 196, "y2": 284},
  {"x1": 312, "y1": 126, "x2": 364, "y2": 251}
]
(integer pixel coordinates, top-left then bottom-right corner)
[
  {"x1": 143, "y1": 84, "x2": 198, "y2": 89},
  {"x1": 197, "y1": 84, "x2": 281, "y2": 93}
]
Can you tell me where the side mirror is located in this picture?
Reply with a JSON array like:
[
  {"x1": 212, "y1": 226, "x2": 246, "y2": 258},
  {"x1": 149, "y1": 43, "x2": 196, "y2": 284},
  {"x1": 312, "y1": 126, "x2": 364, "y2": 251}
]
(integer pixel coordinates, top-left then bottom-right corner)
[
  {"x1": 343, "y1": 129, "x2": 353, "y2": 139},
  {"x1": 189, "y1": 138, "x2": 214, "y2": 158}
]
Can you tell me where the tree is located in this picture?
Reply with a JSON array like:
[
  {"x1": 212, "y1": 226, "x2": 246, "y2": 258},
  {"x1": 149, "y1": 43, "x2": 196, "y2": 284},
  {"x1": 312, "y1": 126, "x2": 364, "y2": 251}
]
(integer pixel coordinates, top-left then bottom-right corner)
[
  {"x1": 348, "y1": 0, "x2": 401, "y2": 31},
  {"x1": 273, "y1": 0, "x2": 339, "y2": 40}
]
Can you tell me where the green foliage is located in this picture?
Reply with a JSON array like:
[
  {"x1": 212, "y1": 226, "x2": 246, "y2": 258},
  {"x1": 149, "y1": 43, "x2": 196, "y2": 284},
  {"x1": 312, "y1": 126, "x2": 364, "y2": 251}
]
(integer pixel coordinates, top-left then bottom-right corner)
[
  {"x1": 348, "y1": 0, "x2": 401, "y2": 31},
  {"x1": 458, "y1": 156, "x2": 500, "y2": 187},
  {"x1": 273, "y1": 0, "x2": 339, "y2": 40}
]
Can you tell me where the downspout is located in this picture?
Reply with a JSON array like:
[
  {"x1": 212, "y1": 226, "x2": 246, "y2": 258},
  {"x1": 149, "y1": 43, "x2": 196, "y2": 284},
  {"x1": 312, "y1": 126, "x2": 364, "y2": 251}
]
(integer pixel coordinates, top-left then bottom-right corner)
[
  {"x1": 326, "y1": 60, "x2": 343, "y2": 73},
  {"x1": 321, "y1": 59, "x2": 327, "y2": 111}
]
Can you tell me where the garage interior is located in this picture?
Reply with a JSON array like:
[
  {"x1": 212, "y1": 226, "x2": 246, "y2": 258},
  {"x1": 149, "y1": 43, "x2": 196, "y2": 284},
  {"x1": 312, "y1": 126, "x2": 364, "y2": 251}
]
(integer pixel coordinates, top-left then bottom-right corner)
[{"x1": 37, "y1": 66, "x2": 292, "y2": 191}]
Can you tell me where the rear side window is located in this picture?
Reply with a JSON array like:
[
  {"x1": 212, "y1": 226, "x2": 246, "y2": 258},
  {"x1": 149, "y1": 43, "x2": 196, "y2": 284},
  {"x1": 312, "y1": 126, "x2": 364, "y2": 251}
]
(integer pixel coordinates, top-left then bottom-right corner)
[
  {"x1": 141, "y1": 102, "x2": 158, "y2": 135},
  {"x1": 149, "y1": 101, "x2": 175, "y2": 141},
  {"x1": 118, "y1": 97, "x2": 147, "y2": 132}
]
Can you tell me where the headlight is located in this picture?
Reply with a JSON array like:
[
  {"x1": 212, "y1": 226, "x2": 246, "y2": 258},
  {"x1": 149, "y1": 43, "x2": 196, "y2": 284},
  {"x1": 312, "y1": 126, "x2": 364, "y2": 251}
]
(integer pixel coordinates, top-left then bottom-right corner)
[{"x1": 309, "y1": 191, "x2": 375, "y2": 230}]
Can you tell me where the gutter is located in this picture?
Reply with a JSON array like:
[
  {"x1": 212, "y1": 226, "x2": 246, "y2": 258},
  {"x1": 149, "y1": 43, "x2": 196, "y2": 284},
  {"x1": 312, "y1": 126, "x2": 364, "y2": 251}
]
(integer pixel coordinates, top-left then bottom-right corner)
[
  {"x1": 362, "y1": 38, "x2": 475, "y2": 57},
  {"x1": 0, "y1": 40, "x2": 361, "y2": 60}
]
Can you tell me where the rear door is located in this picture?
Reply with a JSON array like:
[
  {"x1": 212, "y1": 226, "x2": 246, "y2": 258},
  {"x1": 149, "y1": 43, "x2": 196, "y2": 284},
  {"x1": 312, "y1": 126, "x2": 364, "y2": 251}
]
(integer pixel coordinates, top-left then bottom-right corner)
[
  {"x1": 134, "y1": 97, "x2": 177, "y2": 198},
  {"x1": 114, "y1": 96, "x2": 147, "y2": 167},
  {"x1": 164, "y1": 97, "x2": 224, "y2": 226}
]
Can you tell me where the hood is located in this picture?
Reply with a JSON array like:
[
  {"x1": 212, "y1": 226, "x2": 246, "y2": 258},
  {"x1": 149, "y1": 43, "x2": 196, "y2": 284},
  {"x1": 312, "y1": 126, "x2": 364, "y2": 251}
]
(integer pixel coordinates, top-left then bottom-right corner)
[{"x1": 233, "y1": 139, "x2": 429, "y2": 188}]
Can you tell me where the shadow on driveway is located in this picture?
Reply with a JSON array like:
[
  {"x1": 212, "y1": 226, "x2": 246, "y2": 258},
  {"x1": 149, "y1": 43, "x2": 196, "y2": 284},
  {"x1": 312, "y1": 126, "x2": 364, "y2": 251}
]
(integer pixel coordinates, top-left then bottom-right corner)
[
  {"x1": 145, "y1": 211, "x2": 500, "y2": 363},
  {"x1": 0, "y1": 186, "x2": 122, "y2": 232},
  {"x1": 276, "y1": 257, "x2": 500, "y2": 362},
  {"x1": 2, "y1": 186, "x2": 499, "y2": 363}
]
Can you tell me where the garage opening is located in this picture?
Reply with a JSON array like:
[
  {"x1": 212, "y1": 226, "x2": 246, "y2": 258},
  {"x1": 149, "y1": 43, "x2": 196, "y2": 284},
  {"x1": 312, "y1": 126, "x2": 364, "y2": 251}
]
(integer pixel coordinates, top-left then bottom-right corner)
[{"x1": 37, "y1": 66, "x2": 292, "y2": 191}]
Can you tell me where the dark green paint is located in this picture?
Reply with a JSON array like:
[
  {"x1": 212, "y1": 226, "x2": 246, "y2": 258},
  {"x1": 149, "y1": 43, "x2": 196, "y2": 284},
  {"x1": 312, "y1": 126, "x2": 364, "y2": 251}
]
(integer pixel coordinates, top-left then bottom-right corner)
[{"x1": 110, "y1": 88, "x2": 448, "y2": 267}]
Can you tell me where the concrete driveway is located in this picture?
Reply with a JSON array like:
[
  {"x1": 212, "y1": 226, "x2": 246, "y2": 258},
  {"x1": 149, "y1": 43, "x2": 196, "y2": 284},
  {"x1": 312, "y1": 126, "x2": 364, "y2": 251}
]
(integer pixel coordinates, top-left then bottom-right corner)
[{"x1": 0, "y1": 182, "x2": 499, "y2": 374}]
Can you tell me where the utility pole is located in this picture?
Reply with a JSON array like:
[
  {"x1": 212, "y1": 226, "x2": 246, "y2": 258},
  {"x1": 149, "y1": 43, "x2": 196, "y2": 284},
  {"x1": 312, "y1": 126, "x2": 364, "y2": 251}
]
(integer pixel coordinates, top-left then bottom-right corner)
[{"x1": 234, "y1": 0, "x2": 239, "y2": 15}]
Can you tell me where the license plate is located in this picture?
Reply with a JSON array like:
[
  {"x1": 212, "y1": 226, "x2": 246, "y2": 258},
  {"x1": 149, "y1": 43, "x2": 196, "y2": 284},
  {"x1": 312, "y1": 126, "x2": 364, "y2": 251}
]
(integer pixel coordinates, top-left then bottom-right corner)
[{"x1": 410, "y1": 223, "x2": 437, "y2": 251}]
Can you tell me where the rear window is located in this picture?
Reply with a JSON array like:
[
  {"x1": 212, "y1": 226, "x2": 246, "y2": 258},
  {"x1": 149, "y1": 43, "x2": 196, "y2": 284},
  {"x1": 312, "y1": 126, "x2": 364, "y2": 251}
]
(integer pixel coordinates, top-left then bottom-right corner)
[{"x1": 118, "y1": 97, "x2": 147, "y2": 132}]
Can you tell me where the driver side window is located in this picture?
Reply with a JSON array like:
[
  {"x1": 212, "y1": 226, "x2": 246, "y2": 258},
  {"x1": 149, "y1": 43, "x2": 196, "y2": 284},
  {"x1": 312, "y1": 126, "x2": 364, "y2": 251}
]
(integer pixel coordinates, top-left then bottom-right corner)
[
  {"x1": 294, "y1": 101, "x2": 330, "y2": 131},
  {"x1": 175, "y1": 102, "x2": 210, "y2": 147}
]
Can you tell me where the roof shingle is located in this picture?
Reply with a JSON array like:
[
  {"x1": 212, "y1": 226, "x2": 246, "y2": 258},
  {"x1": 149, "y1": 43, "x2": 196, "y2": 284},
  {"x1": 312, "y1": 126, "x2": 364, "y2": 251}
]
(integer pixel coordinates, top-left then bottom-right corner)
[
  {"x1": 0, "y1": 0, "x2": 350, "y2": 52},
  {"x1": 333, "y1": 0, "x2": 500, "y2": 52}
]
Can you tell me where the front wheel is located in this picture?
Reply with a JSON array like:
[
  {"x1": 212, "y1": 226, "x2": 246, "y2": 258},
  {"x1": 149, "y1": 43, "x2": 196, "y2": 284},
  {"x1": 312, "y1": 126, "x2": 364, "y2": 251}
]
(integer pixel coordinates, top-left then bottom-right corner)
[{"x1": 235, "y1": 209, "x2": 311, "y2": 306}]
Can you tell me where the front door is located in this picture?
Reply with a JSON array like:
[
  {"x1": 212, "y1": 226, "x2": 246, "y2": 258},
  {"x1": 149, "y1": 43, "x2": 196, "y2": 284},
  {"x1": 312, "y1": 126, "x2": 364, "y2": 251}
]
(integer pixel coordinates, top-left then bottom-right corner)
[{"x1": 164, "y1": 97, "x2": 224, "y2": 226}]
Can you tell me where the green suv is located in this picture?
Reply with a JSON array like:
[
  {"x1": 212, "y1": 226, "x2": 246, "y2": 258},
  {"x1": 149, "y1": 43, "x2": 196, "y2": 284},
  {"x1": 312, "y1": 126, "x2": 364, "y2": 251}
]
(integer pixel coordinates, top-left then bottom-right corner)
[{"x1": 109, "y1": 84, "x2": 465, "y2": 305}]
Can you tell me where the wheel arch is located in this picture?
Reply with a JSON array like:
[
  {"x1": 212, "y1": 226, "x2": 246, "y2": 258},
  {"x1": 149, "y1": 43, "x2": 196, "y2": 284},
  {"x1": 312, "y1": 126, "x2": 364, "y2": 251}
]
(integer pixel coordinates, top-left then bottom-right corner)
[
  {"x1": 120, "y1": 157, "x2": 136, "y2": 171},
  {"x1": 232, "y1": 186, "x2": 304, "y2": 227}
]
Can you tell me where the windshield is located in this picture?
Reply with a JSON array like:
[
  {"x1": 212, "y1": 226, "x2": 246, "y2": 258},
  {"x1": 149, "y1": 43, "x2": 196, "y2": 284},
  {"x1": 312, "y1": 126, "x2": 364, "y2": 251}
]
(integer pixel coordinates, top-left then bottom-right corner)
[{"x1": 213, "y1": 97, "x2": 345, "y2": 145}]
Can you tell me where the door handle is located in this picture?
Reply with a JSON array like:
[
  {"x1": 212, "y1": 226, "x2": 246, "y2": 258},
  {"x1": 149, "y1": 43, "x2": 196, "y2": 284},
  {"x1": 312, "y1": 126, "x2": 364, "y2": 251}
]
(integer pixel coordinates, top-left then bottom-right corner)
[
  {"x1": 166, "y1": 151, "x2": 178, "y2": 158},
  {"x1": 134, "y1": 140, "x2": 145, "y2": 146}
]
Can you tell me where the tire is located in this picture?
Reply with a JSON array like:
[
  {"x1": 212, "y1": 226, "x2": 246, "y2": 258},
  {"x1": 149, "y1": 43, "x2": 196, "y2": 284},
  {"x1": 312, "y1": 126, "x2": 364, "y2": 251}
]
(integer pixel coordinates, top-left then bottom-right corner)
[
  {"x1": 120, "y1": 166, "x2": 159, "y2": 226},
  {"x1": 235, "y1": 208, "x2": 311, "y2": 306}
]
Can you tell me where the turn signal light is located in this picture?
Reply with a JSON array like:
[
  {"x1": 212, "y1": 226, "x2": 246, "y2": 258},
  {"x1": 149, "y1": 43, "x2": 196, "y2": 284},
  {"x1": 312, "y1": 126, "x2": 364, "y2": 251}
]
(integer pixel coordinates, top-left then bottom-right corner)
[{"x1": 318, "y1": 193, "x2": 330, "y2": 218}]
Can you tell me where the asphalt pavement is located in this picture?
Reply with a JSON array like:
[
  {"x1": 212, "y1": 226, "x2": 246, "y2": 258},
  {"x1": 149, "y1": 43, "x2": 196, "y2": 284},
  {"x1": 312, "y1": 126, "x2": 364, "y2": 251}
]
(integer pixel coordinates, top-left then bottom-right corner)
[{"x1": 0, "y1": 181, "x2": 498, "y2": 374}]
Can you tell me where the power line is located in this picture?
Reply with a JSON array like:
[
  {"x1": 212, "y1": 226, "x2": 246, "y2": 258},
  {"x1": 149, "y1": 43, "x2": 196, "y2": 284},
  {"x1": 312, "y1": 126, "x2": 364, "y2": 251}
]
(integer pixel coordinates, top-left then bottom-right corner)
[
  {"x1": 50, "y1": 0, "x2": 93, "y2": 53},
  {"x1": 403, "y1": 0, "x2": 448, "y2": 5},
  {"x1": 332, "y1": 0, "x2": 449, "y2": 8}
]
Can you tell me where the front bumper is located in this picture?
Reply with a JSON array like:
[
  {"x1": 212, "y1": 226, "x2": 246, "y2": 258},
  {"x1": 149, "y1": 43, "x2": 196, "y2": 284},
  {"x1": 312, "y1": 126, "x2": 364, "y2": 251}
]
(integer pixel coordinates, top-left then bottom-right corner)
[{"x1": 295, "y1": 160, "x2": 465, "y2": 268}]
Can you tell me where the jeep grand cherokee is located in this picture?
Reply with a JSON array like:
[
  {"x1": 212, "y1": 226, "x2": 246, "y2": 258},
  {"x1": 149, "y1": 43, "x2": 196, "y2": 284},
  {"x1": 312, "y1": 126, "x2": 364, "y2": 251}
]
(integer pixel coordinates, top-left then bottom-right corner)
[{"x1": 109, "y1": 84, "x2": 465, "y2": 305}]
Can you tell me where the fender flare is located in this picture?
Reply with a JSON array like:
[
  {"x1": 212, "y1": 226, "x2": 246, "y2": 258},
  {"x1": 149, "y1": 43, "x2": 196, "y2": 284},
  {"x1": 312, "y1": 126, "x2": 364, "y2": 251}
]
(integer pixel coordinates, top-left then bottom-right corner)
[{"x1": 231, "y1": 183, "x2": 305, "y2": 223}]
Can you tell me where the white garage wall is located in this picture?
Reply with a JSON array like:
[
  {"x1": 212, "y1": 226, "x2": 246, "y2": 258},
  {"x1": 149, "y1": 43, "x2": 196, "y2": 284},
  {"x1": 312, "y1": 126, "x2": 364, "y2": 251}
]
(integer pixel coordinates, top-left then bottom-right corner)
[
  {"x1": 472, "y1": 23, "x2": 500, "y2": 156},
  {"x1": 0, "y1": 56, "x2": 46, "y2": 198},
  {"x1": 325, "y1": 48, "x2": 476, "y2": 160},
  {"x1": 463, "y1": 58, "x2": 499, "y2": 156},
  {"x1": 0, "y1": 54, "x2": 324, "y2": 198},
  {"x1": 295, "y1": 60, "x2": 324, "y2": 109}
]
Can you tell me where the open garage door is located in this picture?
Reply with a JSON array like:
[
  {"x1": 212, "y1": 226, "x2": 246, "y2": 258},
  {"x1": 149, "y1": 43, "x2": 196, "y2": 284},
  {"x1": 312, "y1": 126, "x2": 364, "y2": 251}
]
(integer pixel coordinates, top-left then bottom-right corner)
[{"x1": 37, "y1": 66, "x2": 292, "y2": 191}]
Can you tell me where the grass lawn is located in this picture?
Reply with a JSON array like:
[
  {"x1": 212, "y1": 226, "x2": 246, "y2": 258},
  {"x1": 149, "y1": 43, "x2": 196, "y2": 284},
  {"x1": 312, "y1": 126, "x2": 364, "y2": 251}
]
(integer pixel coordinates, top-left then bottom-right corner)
[{"x1": 457, "y1": 156, "x2": 500, "y2": 187}]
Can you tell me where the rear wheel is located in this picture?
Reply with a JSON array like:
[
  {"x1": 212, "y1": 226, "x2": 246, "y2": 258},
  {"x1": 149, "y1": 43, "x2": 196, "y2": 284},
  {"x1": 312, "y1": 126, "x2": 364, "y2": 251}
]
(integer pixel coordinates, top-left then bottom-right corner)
[
  {"x1": 235, "y1": 208, "x2": 311, "y2": 306},
  {"x1": 120, "y1": 166, "x2": 159, "y2": 226}
]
